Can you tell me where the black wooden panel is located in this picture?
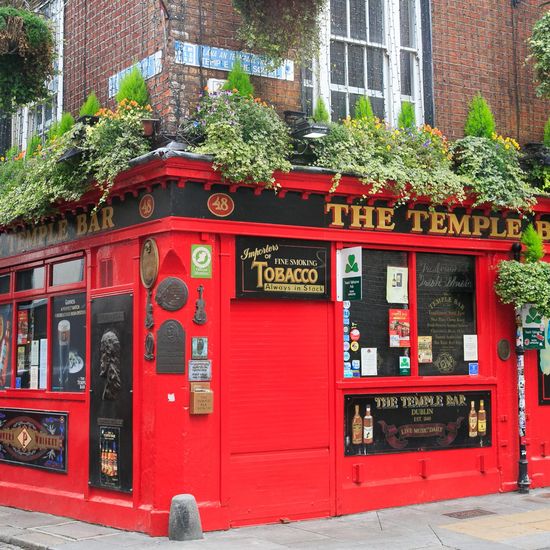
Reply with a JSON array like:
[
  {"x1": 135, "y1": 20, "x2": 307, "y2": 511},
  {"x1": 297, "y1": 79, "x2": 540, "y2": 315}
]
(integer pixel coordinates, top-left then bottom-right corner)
[{"x1": 89, "y1": 294, "x2": 133, "y2": 493}]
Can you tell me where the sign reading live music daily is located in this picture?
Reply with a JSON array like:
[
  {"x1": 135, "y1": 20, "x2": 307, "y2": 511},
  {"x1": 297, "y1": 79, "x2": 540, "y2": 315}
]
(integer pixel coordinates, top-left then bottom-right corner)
[
  {"x1": 0, "y1": 409, "x2": 67, "y2": 472},
  {"x1": 236, "y1": 237, "x2": 330, "y2": 299},
  {"x1": 344, "y1": 391, "x2": 491, "y2": 455}
]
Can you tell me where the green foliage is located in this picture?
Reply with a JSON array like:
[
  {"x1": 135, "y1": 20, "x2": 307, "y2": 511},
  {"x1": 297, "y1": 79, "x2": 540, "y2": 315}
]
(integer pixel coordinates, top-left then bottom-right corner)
[
  {"x1": 232, "y1": 0, "x2": 325, "y2": 65},
  {"x1": 544, "y1": 117, "x2": 550, "y2": 147},
  {"x1": 528, "y1": 11, "x2": 550, "y2": 98},
  {"x1": 312, "y1": 118, "x2": 467, "y2": 204},
  {"x1": 452, "y1": 135, "x2": 536, "y2": 210},
  {"x1": 191, "y1": 91, "x2": 291, "y2": 186},
  {"x1": 222, "y1": 60, "x2": 254, "y2": 97},
  {"x1": 48, "y1": 112, "x2": 75, "y2": 141},
  {"x1": 464, "y1": 93, "x2": 496, "y2": 138},
  {"x1": 312, "y1": 98, "x2": 330, "y2": 123},
  {"x1": 397, "y1": 101, "x2": 416, "y2": 129},
  {"x1": 115, "y1": 66, "x2": 150, "y2": 107},
  {"x1": 79, "y1": 91, "x2": 101, "y2": 117},
  {"x1": 0, "y1": 7, "x2": 55, "y2": 111},
  {"x1": 522, "y1": 224, "x2": 544, "y2": 263},
  {"x1": 495, "y1": 260, "x2": 550, "y2": 318},
  {"x1": 354, "y1": 96, "x2": 374, "y2": 121},
  {"x1": 26, "y1": 134, "x2": 41, "y2": 157}
]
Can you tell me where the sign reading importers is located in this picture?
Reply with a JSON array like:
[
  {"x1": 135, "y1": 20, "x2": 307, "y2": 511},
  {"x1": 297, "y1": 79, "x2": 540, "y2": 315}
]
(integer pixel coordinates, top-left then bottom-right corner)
[{"x1": 236, "y1": 237, "x2": 330, "y2": 299}]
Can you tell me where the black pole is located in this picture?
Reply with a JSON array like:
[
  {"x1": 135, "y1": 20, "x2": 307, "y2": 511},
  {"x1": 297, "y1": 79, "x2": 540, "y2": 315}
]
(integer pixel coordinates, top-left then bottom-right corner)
[{"x1": 512, "y1": 242, "x2": 530, "y2": 493}]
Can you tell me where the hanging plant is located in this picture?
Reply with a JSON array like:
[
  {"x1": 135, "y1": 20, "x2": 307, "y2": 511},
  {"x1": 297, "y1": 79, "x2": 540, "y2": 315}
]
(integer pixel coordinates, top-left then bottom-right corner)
[
  {"x1": 528, "y1": 9, "x2": 550, "y2": 98},
  {"x1": 232, "y1": 0, "x2": 326, "y2": 64},
  {"x1": 0, "y1": 6, "x2": 55, "y2": 111}
]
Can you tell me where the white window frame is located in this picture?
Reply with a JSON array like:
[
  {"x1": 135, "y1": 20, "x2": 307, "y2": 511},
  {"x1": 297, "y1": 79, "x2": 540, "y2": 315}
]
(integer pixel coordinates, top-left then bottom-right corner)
[
  {"x1": 310, "y1": 0, "x2": 424, "y2": 126},
  {"x1": 12, "y1": 0, "x2": 64, "y2": 151}
]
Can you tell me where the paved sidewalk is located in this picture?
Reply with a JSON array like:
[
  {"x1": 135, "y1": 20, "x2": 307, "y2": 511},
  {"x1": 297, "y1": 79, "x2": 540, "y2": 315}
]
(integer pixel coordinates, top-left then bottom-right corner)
[{"x1": 3, "y1": 489, "x2": 550, "y2": 549}]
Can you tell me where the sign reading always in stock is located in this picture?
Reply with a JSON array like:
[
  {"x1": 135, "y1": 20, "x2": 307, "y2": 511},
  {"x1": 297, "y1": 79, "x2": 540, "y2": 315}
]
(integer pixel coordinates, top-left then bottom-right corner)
[{"x1": 174, "y1": 41, "x2": 294, "y2": 81}]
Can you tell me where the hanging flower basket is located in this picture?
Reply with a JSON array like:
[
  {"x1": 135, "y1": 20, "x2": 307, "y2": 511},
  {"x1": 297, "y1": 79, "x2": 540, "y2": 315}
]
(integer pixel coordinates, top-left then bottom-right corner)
[
  {"x1": 0, "y1": 7, "x2": 55, "y2": 111},
  {"x1": 232, "y1": 0, "x2": 326, "y2": 64}
]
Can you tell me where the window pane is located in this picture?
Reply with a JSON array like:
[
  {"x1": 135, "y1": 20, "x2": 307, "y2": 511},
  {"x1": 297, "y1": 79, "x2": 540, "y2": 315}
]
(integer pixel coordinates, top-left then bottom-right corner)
[
  {"x1": 0, "y1": 274, "x2": 10, "y2": 294},
  {"x1": 416, "y1": 254, "x2": 476, "y2": 376},
  {"x1": 52, "y1": 258, "x2": 85, "y2": 286},
  {"x1": 348, "y1": 250, "x2": 409, "y2": 377},
  {"x1": 331, "y1": 91, "x2": 347, "y2": 121},
  {"x1": 368, "y1": 0, "x2": 384, "y2": 43},
  {"x1": 350, "y1": 0, "x2": 367, "y2": 40},
  {"x1": 330, "y1": 41, "x2": 346, "y2": 85},
  {"x1": 51, "y1": 293, "x2": 86, "y2": 392},
  {"x1": 400, "y1": 51, "x2": 413, "y2": 96},
  {"x1": 16, "y1": 299, "x2": 47, "y2": 389},
  {"x1": 350, "y1": 93, "x2": 363, "y2": 117},
  {"x1": 367, "y1": 47, "x2": 384, "y2": 91},
  {"x1": 303, "y1": 86, "x2": 314, "y2": 118},
  {"x1": 16, "y1": 267, "x2": 45, "y2": 291},
  {"x1": 331, "y1": 0, "x2": 347, "y2": 36},
  {"x1": 348, "y1": 45, "x2": 365, "y2": 89},
  {"x1": 0, "y1": 303, "x2": 13, "y2": 389},
  {"x1": 370, "y1": 96, "x2": 385, "y2": 119},
  {"x1": 400, "y1": 0, "x2": 415, "y2": 48}
]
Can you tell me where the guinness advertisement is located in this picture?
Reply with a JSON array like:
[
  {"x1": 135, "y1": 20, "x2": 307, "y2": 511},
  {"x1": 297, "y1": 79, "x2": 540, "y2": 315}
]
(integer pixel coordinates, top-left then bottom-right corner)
[
  {"x1": 0, "y1": 409, "x2": 67, "y2": 472},
  {"x1": 345, "y1": 391, "x2": 491, "y2": 455},
  {"x1": 236, "y1": 237, "x2": 330, "y2": 299}
]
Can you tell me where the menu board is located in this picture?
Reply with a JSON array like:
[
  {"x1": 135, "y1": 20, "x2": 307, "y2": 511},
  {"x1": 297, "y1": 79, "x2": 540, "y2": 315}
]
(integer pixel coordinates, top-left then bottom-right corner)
[{"x1": 416, "y1": 254, "x2": 476, "y2": 376}]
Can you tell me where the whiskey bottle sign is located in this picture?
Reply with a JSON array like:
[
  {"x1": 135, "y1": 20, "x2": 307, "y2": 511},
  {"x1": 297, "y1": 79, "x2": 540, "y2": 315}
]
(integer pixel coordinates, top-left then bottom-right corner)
[{"x1": 99, "y1": 427, "x2": 121, "y2": 489}]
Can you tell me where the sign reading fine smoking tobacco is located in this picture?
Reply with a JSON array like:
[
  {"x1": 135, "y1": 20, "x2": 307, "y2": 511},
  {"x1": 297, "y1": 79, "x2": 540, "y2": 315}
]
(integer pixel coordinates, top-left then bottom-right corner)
[
  {"x1": 344, "y1": 391, "x2": 491, "y2": 456},
  {"x1": 236, "y1": 237, "x2": 330, "y2": 299},
  {"x1": 0, "y1": 408, "x2": 67, "y2": 472}
]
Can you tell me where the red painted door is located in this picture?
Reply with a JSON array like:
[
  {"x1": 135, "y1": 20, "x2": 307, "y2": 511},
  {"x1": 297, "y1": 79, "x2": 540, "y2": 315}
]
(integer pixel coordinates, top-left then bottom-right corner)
[{"x1": 227, "y1": 300, "x2": 331, "y2": 525}]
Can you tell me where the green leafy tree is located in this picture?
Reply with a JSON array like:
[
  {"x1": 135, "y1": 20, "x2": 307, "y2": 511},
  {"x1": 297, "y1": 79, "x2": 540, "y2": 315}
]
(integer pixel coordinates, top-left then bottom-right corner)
[
  {"x1": 312, "y1": 98, "x2": 330, "y2": 123},
  {"x1": 223, "y1": 59, "x2": 255, "y2": 97},
  {"x1": 464, "y1": 93, "x2": 495, "y2": 138},
  {"x1": 115, "y1": 65, "x2": 150, "y2": 106},
  {"x1": 397, "y1": 101, "x2": 416, "y2": 129},
  {"x1": 354, "y1": 96, "x2": 374, "y2": 121},
  {"x1": 79, "y1": 91, "x2": 101, "y2": 117},
  {"x1": 48, "y1": 112, "x2": 75, "y2": 141},
  {"x1": 544, "y1": 116, "x2": 550, "y2": 147},
  {"x1": 528, "y1": 11, "x2": 550, "y2": 98},
  {"x1": 521, "y1": 223, "x2": 544, "y2": 263}
]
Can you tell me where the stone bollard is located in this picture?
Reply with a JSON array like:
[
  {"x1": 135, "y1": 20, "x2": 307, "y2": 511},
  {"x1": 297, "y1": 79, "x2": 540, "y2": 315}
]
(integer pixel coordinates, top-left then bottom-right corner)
[{"x1": 168, "y1": 494, "x2": 204, "y2": 541}]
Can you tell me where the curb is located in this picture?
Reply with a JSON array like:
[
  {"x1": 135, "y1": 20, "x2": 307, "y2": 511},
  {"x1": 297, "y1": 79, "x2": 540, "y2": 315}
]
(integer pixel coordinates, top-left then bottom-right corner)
[{"x1": 0, "y1": 533, "x2": 51, "y2": 550}]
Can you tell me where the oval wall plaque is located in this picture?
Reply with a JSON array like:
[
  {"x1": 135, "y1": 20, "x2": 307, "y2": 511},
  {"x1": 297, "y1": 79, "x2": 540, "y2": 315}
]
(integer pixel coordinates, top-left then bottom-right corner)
[
  {"x1": 140, "y1": 238, "x2": 159, "y2": 288},
  {"x1": 155, "y1": 277, "x2": 188, "y2": 311},
  {"x1": 497, "y1": 338, "x2": 511, "y2": 361}
]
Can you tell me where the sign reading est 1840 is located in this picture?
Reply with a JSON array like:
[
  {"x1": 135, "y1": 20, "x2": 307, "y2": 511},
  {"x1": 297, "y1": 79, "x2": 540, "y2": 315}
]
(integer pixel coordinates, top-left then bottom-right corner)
[{"x1": 236, "y1": 237, "x2": 330, "y2": 299}]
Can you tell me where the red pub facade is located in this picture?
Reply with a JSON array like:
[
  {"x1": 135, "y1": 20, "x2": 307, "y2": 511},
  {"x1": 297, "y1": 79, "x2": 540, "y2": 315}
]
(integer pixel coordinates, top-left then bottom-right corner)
[{"x1": 1, "y1": 154, "x2": 550, "y2": 535}]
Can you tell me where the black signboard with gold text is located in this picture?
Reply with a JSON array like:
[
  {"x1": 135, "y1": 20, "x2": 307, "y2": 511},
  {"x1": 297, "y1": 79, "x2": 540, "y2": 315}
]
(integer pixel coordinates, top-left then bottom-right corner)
[{"x1": 236, "y1": 237, "x2": 330, "y2": 299}]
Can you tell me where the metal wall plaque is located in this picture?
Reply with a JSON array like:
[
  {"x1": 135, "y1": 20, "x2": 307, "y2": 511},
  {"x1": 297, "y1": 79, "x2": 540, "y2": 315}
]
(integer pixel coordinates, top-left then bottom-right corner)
[
  {"x1": 497, "y1": 339, "x2": 511, "y2": 361},
  {"x1": 140, "y1": 238, "x2": 159, "y2": 288},
  {"x1": 189, "y1": 359, "x2": 212, "y2": 381},
  {"x1": 155, "y1": 277, "x2": 188, "y2": 311},
  {"x1": 157, "y1": 320, "x2": 185, "y2": 374}
]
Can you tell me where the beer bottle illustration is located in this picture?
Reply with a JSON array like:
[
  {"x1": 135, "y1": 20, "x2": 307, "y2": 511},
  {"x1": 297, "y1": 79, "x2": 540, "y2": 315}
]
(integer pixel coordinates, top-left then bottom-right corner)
[
  {"x1": 468, "y1": 401, "x2": 478, "y2": 438},
  {"x1": 352, "y1": 405, "x2": 363, "y2": 445},
  {"x1": 363, "y1": 405, "x2": 374, "y2": 444},
  {"x1": 477, "y1": 400, "x2": 487, "y2": 437}
]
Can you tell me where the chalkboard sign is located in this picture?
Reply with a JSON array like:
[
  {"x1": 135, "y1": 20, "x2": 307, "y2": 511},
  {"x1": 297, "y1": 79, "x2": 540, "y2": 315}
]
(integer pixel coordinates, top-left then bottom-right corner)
[
  {"x1": 348, "y1": 250, "x2": 408, "y2": 377},
  {"x1": 416, "y1": 254, "x2": 476, "y2": 376}
]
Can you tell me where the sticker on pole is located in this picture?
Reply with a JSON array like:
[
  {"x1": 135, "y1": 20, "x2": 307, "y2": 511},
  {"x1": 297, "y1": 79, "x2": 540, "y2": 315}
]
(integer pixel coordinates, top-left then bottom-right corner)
[
  {"x1": 337, "y1": 246, "x2": 362, "y2": 301},
  {"x1": 521, "y1": 305, "x2": 546, "y2": 350},
  {"x1": 191, "y1": 245, "x2": 212, "y2": 278}
]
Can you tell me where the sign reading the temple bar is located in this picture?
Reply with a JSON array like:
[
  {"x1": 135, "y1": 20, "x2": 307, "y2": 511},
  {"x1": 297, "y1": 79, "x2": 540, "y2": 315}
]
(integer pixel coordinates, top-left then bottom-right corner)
[
  {"x1": 344, "y1": 391, "x2": 491, "y2": 456},
  {"x1": 0, "y1": 409, "x2": 67, "y2": 472},
  {"x1": 236, "y1": 237, "x2": 330, "y2": 299}
]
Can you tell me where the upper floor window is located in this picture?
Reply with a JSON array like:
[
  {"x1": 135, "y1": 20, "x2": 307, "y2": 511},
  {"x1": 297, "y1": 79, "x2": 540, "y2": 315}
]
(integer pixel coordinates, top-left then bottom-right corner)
[
  {"x1": 11, "y1": 0, "x2": 64, "y2": 150},
  {"x1": 304, "y1": 0, "x2": 433, "y2": 125}
]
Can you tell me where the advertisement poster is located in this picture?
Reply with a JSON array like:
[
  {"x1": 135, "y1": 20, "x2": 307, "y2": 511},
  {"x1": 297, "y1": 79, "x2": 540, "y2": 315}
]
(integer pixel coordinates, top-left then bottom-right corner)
[
  {"x1": 17, "y1": 310, "x2": 28, "y2": 345},
  {"x1": 0, "y1": 408, "x2": 67, "y2": 472},
  {"x1": 345, "y1": 391, "x2": 491, "y2": 455},
  {"x1": 361, "y1": 348, "x2": 377, "y2": 376},
  {"x1": 389, "y1": 309, "x2": 410, "y2": 347},
  {"x1": 386, "y1": 266, "x2": 408, "y2": 304},
  {"x1": 99, "y1": 426, "x2": 121, "y2": 489},
  {"x1": 418, "y1": 336, "x2": 433, "y2": 363},
  {"x1": 0, "y1": 304, "x2": 12, "y2": 389},
  {"x1": 51, "y1": 293, "x2": 86, "y2": 392}
]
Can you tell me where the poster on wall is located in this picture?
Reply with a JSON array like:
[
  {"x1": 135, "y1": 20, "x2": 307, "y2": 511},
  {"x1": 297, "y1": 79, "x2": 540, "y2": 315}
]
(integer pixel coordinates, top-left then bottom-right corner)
[
  {"x1": 236, "y1": 237, "x2": 330, "y2": 299},
  {"x1": 51, "y1": 293, "x2": 86, "y2": 392},
  {"x1": 0, "y1": 408, "x2": 67, "y2": 472},
  {"x1": 0, "y1": 304, "x2": 12, "y2": 389},
  {"x1": 99, "y1": 426, "x2": 121, "y2": 489},
  {"x1": 344, "y1": 391, "x2": 491, "y2": 456},
  {"x1": 386, "y1": 266, "x2": 408, "y2": 304},
  {"x1": 389, "y1": 309, "x2": 410, "y2": 347}
]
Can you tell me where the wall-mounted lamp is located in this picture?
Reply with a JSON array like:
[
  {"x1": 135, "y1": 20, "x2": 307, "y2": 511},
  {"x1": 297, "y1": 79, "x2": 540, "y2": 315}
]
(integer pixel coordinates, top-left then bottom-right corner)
[{"x1": 284, "y1": 110, "x2": 329, "y2": 140}]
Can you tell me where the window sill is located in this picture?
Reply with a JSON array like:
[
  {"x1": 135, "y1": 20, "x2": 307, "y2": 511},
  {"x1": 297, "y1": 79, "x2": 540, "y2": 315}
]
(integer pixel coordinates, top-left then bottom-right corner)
[
  {"x1": 337, "y1": 375, "x2": 498, "y2": 390},
  {"x1": 0, "y1": 389, "x2": 86, "y2": 402}
]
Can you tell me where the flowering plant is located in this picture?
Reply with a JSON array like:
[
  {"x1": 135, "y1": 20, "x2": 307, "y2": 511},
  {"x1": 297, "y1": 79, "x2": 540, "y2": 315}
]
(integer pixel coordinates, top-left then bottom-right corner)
[{"x1": 190, "y1": 90, "x2": 291, "y2": 186}]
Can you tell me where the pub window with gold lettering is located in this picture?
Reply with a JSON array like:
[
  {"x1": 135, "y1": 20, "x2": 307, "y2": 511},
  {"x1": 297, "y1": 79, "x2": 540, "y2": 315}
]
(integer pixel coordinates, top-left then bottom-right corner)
[
  {"x1": 0, "y1": 254, "x2": 86, "y2": 393},
  {"x1": 344, "y1": 250, "x2": 476, "y2": 378}
]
